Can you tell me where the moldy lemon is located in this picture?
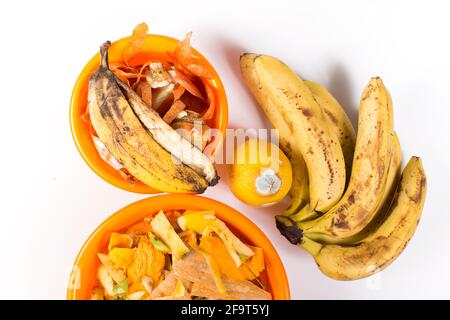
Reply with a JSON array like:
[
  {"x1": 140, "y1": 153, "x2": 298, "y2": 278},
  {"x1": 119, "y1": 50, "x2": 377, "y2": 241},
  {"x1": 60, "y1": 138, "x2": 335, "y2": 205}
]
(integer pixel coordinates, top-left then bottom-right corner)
[{"x1": 229, "y1": 138, "x2": 292, "y2": 206}]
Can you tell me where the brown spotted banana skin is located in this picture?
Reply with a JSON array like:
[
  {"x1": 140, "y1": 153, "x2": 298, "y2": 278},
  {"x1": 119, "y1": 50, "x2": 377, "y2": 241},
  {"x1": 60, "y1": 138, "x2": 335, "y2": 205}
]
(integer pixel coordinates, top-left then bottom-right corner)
[
  {"x1": 304, "y1": 80, "x2": 356, "y2": 182},
  {"x1": 289, "y1": 80, "x2": 357, "y2": 222},
  {"x1": 117, "y1": 80, "x2": 219, "y2": 185},
  {"x1": 88, "y1": 42, "x2": 208, "y2": 193},
  {"x1": 248, "y1": 54, "x2": 346, "y2": 213},
  {"x1": 298, "y1": 77, "x2": 394, "y2": 243},
  {"x1": 240, "y1": 54, "x2": 309, "y2": 215},
  {"x1": 301, "y1": 157, "x2": 426, "y2": 280},
  {"x1": 329, "y1": 132, "x2": 402, "y2": 244}
]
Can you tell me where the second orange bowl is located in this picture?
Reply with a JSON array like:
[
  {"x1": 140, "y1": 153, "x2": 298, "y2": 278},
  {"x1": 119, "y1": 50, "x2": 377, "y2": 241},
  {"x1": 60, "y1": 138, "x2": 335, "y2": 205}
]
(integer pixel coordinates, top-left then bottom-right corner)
[{"x1": 67, "y1": 194, "x2": 290, "y2": 300}]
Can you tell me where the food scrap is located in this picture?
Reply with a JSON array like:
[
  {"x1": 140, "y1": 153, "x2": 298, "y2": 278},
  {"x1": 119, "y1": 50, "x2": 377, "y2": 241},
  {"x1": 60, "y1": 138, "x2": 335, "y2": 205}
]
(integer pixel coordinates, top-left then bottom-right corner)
[
  {"x1": 85, "y1": 23, "x2": 218, "y2": 191},
  {"x1": 91, "y1": 210, "x2": 271, "y2": 300}
]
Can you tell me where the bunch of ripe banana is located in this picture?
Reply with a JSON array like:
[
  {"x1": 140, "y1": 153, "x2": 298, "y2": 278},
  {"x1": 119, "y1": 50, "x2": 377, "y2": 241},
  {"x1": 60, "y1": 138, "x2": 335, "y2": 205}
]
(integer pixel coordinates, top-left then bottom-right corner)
[
  {"x1": 88, "y1": 42, "x2": 219, "y2": 193},
  {"x1": 240, "y1": 54, "x2": 427, "y2": 280}
]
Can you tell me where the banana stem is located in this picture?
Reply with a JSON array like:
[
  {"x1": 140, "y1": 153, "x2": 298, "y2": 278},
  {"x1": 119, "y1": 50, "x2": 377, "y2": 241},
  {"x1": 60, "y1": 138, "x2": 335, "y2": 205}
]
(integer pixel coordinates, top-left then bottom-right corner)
[
  {"x1": 275, "y1": 215, "x2": 303, "y2": 245},
  {"x1": 282, "y1": 196, "x2": 305, "y2": 216},
  {"x1": 290, "y1": 204, "x2": 319, "y2": 222},
  {"x1": 300, "y1": 237, "x2": 323, "y2": 256},
  {"x1": 99, "y1": 41, "x2": 111, "y2": 70}
]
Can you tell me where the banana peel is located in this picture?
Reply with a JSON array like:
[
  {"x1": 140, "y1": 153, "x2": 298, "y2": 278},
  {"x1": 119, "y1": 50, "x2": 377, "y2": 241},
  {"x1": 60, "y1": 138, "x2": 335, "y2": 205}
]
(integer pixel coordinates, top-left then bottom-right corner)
[{"x1": 88, "y1": 41, "x2": 215, "y2": 193}]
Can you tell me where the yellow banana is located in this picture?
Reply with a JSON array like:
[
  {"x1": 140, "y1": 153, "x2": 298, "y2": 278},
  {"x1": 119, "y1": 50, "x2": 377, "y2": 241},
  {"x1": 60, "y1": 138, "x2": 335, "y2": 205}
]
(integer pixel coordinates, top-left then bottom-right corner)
[
  {"x1": 241, "y1": 54, "x2": 346, "y2": 213},
  {"x1": 333, "y1": 133, "x2": 402, "y2": 244},
  {"x1": 349, "y1": 133, "x2": 402, "y2": 240},
  {"x1": 240, "y1": 54, "x2": 309, "y2": 214},
  {"x1": 88, "y1": 42, "x2": 208, "y2": 193},
  {"x1": 277, "y1": 77, "x2": 394, "y2": 244},
  {"x1": 299, "y1": 157, "x2": 426, "y2": 280},
  {"x1": 292, "y1": 132, "x2": 400, "y2": 230},
  {"x1": 284, "y1": 158, "x2": 310, "y2": 215},
  {"x1": 289, "y1": 81, "x2": 356, "y2": 222},
  {"x1": 304, "y1": 80, "x2": 356, "y2": 180}
]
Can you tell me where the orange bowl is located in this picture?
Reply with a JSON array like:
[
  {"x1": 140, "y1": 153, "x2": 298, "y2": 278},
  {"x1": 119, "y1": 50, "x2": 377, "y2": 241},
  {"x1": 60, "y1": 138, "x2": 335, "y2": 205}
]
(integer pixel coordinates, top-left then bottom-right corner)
[
  {"x1": 70, "y1": 35, "x2": 228, "y2": 193},
  {"x1": 67, "y1": 194, "x2": 290, "y2": 300}
]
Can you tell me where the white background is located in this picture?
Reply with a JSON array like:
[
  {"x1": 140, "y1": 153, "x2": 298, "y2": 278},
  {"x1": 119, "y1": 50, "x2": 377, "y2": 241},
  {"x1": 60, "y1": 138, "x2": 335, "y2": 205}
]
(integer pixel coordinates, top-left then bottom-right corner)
[{"x1": 1, "y1": 0, "x2": 449, "y2": 299}]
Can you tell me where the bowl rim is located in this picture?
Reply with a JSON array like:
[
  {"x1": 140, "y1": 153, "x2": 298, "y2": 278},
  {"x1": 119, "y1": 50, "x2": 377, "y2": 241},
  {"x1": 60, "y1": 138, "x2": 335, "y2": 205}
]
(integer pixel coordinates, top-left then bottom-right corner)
[
  {"x1": 67, "y1": 194, "x2": 290, "y2": 300},
  {"x1": 69, "y1": 34, "x2": 228, "y2": 194}
]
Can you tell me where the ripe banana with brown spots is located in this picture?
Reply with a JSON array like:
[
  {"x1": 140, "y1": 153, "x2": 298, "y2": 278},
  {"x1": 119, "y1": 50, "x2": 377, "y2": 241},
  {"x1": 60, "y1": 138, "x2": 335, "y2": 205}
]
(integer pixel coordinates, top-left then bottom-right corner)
[
  {"x1": 240, "y1": 54, "x2": 346, "y2": 213},
  {"x1": 277, "y1": 77, "x2": 394, "y2": 244},
  {"x1": 297, "y1": 157, "x2": 426, "y2": 280},
  {"x1": 289, "y1": 80, "x2": 357, "y2": 222},
  {"x1": 304, "y1": 80, "x2": 356, "y2": 180},
  {"x1": 345, "y1": 132, "x2": 402, "y2": 242},
  {"x1": 88, "y1": 42, "x2": 209, "y2": 193},
  {"x1": 240, "y1": 53, "x2": 309, "y2": 215},
  {"x1": 322, "y1": 132, "x2": 402, "y2": 244}
]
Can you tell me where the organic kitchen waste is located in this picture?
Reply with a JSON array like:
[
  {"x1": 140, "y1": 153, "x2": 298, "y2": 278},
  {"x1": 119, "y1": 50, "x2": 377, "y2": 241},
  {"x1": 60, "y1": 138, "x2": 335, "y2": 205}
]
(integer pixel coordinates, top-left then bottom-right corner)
[
  {"x1": 86, "y1": 23, "x2": 219, "y2": 193},
  {"x1": 91, "y1": 210, "x2": 271, "y2": 300}
]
